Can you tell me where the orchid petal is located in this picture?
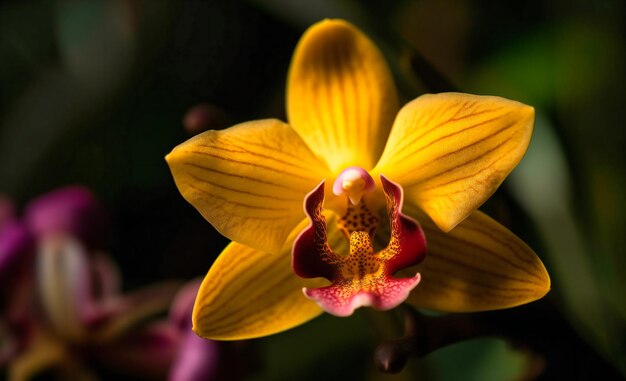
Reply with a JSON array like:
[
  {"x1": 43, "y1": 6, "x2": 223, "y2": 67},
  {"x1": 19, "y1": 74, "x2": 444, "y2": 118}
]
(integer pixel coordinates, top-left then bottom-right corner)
[
  {"x1": 0, "y1": 196, "x2": 15, "y2": 228},
  {"x1": 193, "y1": 223, "x2": 330, "y2": 340},
  {"x1": 24, "y1": 186, "x2": 107, "y2": 249},
  {"x1": 0, "y1": 221, "x2": 33, "y2": 326},
  {"x1": 93, "y1": 281, "x2": 181, "y2": 341},
  {"x1": 36, "y1": 235, "x2": 91, "y2": 341},
  {"x1": 95, "y1": 322, "x2": 180, "y2": 379},
  {"x1": 166, "y1": 119, "x2": 331, "y2": 254},
  {"x1": 373, "y1": 93, "x2": 534, "y2": 232},
  {"x1": 8, "y1": 330, "x2": 88, "y2": 381},
  {"x1": 169, "y1": 281, "x2": 221, "y2": 380},
  {"x1": 0, "y1": 221, "x2": 32, "y2": 279},
  {"x1": 404, "y1": 208, "x2": 550, "y2": 312},
  {"x1": 169, "y1": 279, "x2": 202, "y2": 330},
  {"x1": 169, "y1": 330, "x2": 219, "y2": 381},
  {"x1": 287, "y1": 19, "x2": 398, "y2": 172}
]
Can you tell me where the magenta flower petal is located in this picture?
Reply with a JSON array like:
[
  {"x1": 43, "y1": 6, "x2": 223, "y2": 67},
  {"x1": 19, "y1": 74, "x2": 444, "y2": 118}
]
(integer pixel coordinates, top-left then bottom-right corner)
[
  {"x1": 169, "y1": 280, "x2": 223, "y2": 380},
  {"x1": 0, "y1": 220, "x2": 34, "y2": 324},
  {"x1": 96, "y1": 322, "x2": 181, "y2": 379},
  {"x1": 0, "y1": 221, "x2": 32, "y2": 277},
  {"x1": 24, "y1": 186, "x2": 107, "y2": 249},
  {"x1": 169, "y1": 330, "x2": 219, "y2": 381},
  {"x1": 169, "y1": 279, "x2": 202, "y2": 331}
]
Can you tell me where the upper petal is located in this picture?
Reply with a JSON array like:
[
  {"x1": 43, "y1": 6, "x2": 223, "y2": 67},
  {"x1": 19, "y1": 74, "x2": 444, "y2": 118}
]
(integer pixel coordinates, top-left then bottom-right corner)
[
  {"x1": 373, "y1": 93, "x2": 534, "y2": 232},
  {"x1": 404, "y1": 208, "x2": 550, "y2": 312},
  {"x1": 192, "y1": 232, "x2": 326, "y2": 340},
  {"x1": 166, "y1": 119, "x2": 331, "y2": 253},
  {"x1": 287, "y1": 19, "x2": 399, "y2": 172}
]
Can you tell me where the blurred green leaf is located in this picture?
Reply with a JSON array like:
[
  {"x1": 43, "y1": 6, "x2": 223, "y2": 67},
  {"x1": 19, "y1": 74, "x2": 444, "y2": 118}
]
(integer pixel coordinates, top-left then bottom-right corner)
[
  {"x1": 466, "y1": 30, "x2": 556, "y2": 107},
  {"x1": 508, "y1": 113, "x2": 624, "y2": 373},
  {"x1": 0, "y1": 0, "x2": 139, "y2": 196},
  {"x1": 247, "y1": 312, "x2": 373, "y2": 381},
  {"x1": 469, "y1": 16, "x2": 626, "y2": 374},
  {"x1": 424, "y1": 338, "x2": 529, "y2": 381}
]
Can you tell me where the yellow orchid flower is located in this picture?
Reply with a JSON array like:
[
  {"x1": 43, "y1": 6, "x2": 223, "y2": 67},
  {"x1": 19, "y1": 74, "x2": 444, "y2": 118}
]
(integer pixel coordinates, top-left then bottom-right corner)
[{"x1": 166, "y1": 19, "x2": 550, "y2": 340}]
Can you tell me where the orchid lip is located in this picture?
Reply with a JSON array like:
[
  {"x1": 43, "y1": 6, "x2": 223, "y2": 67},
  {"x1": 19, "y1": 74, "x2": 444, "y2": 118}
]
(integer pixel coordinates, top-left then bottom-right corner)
[{"x1": 293, "y1": 175, "x2": 427, "y2": 317}]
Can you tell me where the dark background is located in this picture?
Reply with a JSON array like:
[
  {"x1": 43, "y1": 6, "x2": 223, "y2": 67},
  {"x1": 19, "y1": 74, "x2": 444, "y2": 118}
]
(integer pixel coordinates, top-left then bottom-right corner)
[{"x1": 1, "y1": 0, "x2": 624, "y2": 379}]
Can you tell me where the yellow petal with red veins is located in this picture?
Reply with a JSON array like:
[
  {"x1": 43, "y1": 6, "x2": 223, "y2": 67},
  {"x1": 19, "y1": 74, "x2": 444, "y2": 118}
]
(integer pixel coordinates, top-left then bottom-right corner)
[
  {"x1": 287, "y1": 19, "x2": 399, "y2": 172},
  {"x1": 373, "y1": 93, "x2": 534, "y2": 232},
  {"x1": 192, "y1": 216, "x2": 349, "y2": 340},
  {"x1": 166, "y1": 119, "x2": 331, "y2": 254},
  {"x1": 404, "y1": 208, "x2": 550, "y2": 312}
]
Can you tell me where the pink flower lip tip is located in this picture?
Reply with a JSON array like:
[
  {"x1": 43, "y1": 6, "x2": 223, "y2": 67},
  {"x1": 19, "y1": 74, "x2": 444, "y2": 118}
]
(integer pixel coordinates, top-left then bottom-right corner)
[{"x1": 302, "y1": 272, "x2": 421, "y2": 317}]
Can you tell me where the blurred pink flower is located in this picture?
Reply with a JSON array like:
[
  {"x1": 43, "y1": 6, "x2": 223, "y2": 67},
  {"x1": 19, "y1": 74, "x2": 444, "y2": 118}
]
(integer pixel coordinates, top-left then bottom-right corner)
[{"x1": 0, "y1": 187, "x2": 187, "y2": 380}]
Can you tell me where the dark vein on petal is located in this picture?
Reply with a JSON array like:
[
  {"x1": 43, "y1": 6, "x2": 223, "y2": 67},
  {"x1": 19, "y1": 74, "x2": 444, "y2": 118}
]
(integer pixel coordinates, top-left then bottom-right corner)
[
  {"x1": 232, "y1": 137, "x2": 320, "y2": 167},
  {"x1": 421, "y1": 261, "x2": 540, "y2": 296},
  {"x1": 327, "y1": 44, "x2": 341, "y2": 151},
  {"x1": 400, "y1": 124, "x2": 514, "y2": 185},
  {"x1": 199, "y1": 252, "x2": 284, "y2": 317},
  {"x1": 199, "y1": 256, "x2": 296, "y2": 333},
  {"x1": 187, "y1": 150, "x2": 318, "y2": 181},
  {"x1": 348, "y1": 49, "x2": 362, "y2": 150},
  {"x1": 332, "y1": 40, "x2": 349, "y2": 151},
  {"x1": 187, "y1": 173, "x2": 302, "y2": 202},
  {"x1": 418, "y1": 266, "x2": 536, "y2": 300},
  {"x1": 417, "y1": 150, "x2": 511, "y2": 192},
  {"x1": 389, "y1": 106, "x2": 505, "y2": 161},
  {"x1": 460, "y1": 223, "x2": 544, "y2": 273},
  {"x1": 196, "y1": 252, "x2": 249, "y2": 310},
  {"x1": 391, "y1": 112, "x2": 510, "y2": 166},
  {"x1": 423, "y1": 230, "x2": 543, "y2": 282},
  {"x1": 184, "y1": 163, "x2": 298, "y2": 190},
  {"x1": 423, "y1": 233, "x2": 540, "y2": 283},
  {"x1": 388, "y1": 99, "x2": 475, "y2": 157},
  {"x1": 196, "y1": 144, "x2": 313, "y2": 172},
  {"x1": 187, "y1": 183, "x2": 292, "y2": 213}
]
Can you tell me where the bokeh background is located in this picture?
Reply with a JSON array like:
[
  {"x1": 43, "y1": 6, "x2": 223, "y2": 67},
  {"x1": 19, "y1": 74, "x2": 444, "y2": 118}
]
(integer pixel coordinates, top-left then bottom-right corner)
[{"x1": 1, "y1": 0, "x2": 625, "y2": 380}]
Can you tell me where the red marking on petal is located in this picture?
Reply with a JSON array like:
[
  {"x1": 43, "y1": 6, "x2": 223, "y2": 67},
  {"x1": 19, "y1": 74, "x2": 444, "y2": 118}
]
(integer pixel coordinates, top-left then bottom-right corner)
[
  {"x1": 293, "y1": 181, "x2": 338, "y2": 280},
  {"x1": 379, "y1": 175, "x2": 427, "y2": 274}
]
